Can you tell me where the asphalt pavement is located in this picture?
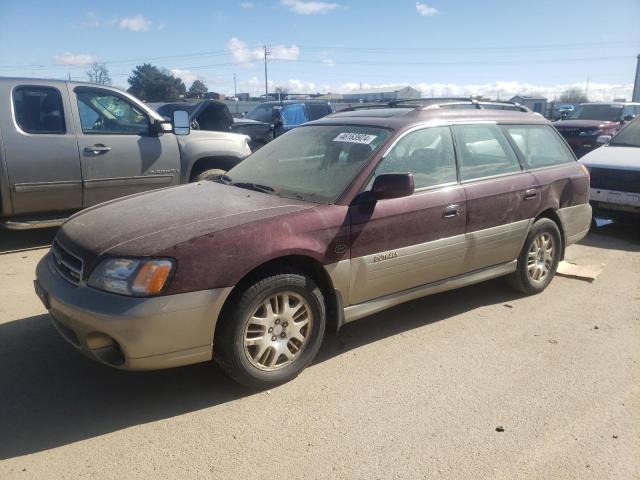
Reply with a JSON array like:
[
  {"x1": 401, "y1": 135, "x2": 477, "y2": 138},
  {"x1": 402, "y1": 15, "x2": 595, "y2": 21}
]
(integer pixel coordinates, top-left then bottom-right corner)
[{"x1": 0, "y1": 224, "x2": 638, "y2": 479}]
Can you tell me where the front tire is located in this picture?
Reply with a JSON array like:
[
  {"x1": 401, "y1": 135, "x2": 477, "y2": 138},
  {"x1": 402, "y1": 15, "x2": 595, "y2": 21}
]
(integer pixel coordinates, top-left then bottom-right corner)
[
  {"x1": 214, "y1": 270, "x2": 326, "y2": 388},
  {"x1": 509, "y1": 218, "x2": 562, "y2": 295},
  {"x1": 193, "y1": 168, "x2": 226, "y2": 182}
]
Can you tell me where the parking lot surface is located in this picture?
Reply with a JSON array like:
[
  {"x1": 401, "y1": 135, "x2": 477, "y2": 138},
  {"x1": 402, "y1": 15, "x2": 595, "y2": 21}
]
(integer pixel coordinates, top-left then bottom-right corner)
[{"x1": 0, "y1": 225, "x2": 638, "y2": 479}]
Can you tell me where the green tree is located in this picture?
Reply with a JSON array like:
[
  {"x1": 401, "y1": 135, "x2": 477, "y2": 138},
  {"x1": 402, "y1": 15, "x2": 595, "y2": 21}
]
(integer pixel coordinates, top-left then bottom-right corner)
[
  {"x1": 86, "y1": 62, "x2": 112, "y2": 85},
  {"x1": 127, "y1": 64, "x2": 187, "y2": 102},
  {"x1": 187, "y1": 79, "x2": 208, "y2": 99},
  {"x1": 559, "y1": 88, "x2": 588, "y2": 103}
]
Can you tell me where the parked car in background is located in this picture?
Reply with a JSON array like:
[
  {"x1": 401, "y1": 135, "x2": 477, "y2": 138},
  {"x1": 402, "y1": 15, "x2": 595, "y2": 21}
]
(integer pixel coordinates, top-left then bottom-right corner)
[
  {"x1": 153, "y1": 100, "x2": 272, "y2": 151},
  {"x1": 0, "y1": 78, "x2": 251, "y2": 229},
  {"x1": 580, "y1": 116, "x2": 640, "y2": 223},
  {"x1": 554, "y1": 102, "x2": 640, "y2": 157},
  {"x1": 35, "y1": 100, "x2": 591, "y2": 388},
  {"x1": 243, "y1": 100, "x2": 334, "y2": 138}
]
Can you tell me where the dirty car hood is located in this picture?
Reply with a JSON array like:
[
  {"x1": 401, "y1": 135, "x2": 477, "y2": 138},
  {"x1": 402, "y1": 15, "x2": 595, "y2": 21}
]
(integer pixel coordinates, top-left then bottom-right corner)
[{"x1": 57, "y1": 182, "x2": 312, "y2": 261}]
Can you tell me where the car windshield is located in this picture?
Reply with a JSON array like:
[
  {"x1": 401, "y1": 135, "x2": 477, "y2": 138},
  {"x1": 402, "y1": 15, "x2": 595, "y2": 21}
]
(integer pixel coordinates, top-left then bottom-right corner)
[
  {"x1": 246, "y1": 104, "x2": 274, "y2": 122},
  {"x1": 225, "y1": 125, "x2": 390, "y2": 203},
  {"x1": 567, "y1": 105, "x2": 622, "y2": 122},
  {"x1": 609, "y1": 119, "x2": 640, "y2": 147}
]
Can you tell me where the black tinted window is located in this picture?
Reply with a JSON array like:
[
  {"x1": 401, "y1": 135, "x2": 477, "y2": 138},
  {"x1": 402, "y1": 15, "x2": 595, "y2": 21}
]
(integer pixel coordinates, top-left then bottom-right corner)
[
  {"x1": 504, "y1": 125, "x2": 574, "y2": 168},
  {"x1": 454, "y1": 124, "x2": 521, "y2": 181},
  {"x1": 306, "y1": 103, "x2": 331, "y2": 120},
  {"x1": 13, "y1": 86, "x2": 66, "y2": 134}
]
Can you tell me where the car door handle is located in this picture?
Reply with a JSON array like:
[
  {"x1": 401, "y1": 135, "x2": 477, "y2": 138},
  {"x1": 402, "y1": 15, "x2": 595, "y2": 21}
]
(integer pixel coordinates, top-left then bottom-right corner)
[
  {"x1": 442, "y1": 204, "x2": 462, "y2": 218},
  {"x1": 84, "y1": 144, "x2": 111, "y2": 155},
  {"x1": 524, "y1": 188, "x2": 538, "y2": 200}
]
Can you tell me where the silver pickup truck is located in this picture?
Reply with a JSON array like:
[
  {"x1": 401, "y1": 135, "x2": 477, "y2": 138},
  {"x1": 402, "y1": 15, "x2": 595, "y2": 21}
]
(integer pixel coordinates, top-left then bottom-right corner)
[{"x1": 0, "y1": 78, "x2": 251, "y2": 229}]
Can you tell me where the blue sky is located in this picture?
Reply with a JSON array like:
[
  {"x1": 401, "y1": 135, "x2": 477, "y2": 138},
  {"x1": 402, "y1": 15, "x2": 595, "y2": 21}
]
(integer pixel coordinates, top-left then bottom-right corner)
[{"x1": 1, "y1": 0, "x2": 639, "y2": 100}]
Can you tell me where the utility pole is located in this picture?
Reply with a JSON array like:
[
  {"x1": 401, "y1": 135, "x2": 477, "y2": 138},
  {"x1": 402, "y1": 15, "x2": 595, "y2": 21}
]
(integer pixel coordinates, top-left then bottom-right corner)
[
  {"x1": 263, "y1": 45, "x2": 270, "y2": 100},
  {"x1": 233, "y1": 73, "x2": 238, "y2": 114},
  {"x1": 585, "y1": 76, "x2": 590, "y2": 100},
  {"x1": 633, "y1": 54, "x2": 640, "y2": 102}
]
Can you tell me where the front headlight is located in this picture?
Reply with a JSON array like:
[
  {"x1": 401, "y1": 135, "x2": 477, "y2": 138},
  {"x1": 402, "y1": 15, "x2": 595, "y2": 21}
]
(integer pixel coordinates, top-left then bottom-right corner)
[{"x1": 88, "y1": 258, "x2": 175, "y2": 296}]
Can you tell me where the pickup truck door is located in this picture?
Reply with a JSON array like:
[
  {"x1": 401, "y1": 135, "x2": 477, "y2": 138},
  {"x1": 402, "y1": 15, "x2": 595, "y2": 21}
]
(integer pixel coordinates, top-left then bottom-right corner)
[
  {"x1": 68, "y1": 86, "x2": 181, "y2": 207},
  {"x1": 0, "y1": 81, "x2": 82, "y2": 216}
]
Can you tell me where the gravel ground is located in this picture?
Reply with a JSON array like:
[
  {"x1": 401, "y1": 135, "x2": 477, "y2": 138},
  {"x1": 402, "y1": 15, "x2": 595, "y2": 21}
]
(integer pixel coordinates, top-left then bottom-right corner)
[{"x1": 0, "y1": 224, "x2": 638, "y2": 480}]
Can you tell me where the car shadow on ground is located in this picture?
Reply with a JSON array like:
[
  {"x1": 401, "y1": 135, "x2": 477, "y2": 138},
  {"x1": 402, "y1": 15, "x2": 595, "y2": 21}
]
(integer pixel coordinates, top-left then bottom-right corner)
[
  {"x1": 0, "y1": 278, "x2": 524, "y2": 460},
  {"x1": 0, "y1": 228, "x2": 57, "y2": 254},
  {"x1": 579, "y1": 221, "x2": 639, "y2": 252}
]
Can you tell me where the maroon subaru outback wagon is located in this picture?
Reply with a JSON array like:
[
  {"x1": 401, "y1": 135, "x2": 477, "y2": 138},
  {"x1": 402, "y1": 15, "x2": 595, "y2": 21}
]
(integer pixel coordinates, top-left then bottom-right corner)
[{"x1": 35, "y1": 101, "x2": 592, "y2": 387}]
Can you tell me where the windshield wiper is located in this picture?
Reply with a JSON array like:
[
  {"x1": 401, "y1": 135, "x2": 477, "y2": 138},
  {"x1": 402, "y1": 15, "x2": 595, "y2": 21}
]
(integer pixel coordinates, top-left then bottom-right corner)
[
  {"x1": 231, "y1": 182, "x2": 278, "y2": 195},
  {"x1": 215, "y1": 174, "x2": 233, "y2": 185}
]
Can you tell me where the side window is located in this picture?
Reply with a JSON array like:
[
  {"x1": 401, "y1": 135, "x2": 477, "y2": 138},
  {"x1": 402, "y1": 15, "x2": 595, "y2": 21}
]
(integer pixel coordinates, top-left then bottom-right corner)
[
  {"x1": 75, "y1": 88, "x2": 149, "y2": 135},
  {"x1": 373, "y1": 126, "x2": 457, "y2": 189},
  {"x1": 622, "y1": 105, "x2": 635, "y2": 119},
  {"x1": 13, "y1": 86, "x2": 66, "y2": 134},
  {"x1": 307, "y1": 103, "x2": 330, "y2": 120},
  {"x1": 503, "y1": 125, "x2": 574, "y2": 168},
  {"x1": 453, "y1": 124, "x2": 521, "y2": 181},
  {"x1": 280, "y1": 103, "x2": 309, "y2": 126}
]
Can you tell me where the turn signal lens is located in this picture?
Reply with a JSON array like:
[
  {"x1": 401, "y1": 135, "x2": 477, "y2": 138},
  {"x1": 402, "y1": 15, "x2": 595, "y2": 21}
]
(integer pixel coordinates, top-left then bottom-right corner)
[
  {"x1": 580, "y1": 163, "x2": 590, "y2": 181},
  {"x1": 131, "y1": 260, "x2": 174, "y2": 296}
]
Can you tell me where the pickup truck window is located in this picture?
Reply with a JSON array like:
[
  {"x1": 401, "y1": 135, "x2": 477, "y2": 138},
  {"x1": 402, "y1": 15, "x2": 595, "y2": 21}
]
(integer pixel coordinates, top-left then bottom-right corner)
[
  {"x1": 503, "y1": 125, "x2": 574, "y2": 168},
  {"x1": 13, "y1": 86, "x2": 66, "y2": 134},
  {"x1": 75, "y1": 88, "x2": 150, "y2": 136}
]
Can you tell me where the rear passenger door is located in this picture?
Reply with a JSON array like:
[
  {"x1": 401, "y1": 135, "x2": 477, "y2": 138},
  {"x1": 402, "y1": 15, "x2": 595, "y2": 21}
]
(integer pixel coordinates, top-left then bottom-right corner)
[
  {"x1": 452, "y1": 123, "x2": 539, "y2": 272},
  {"x1": 349, "y1": 126, "x2": 467, "y2": 304},
  {"x1": 69, "y1": 86, "x2": 180, "y2": 207},
  {"x1": 1, "y1": 82, "x2": 82, "y2": 215}
]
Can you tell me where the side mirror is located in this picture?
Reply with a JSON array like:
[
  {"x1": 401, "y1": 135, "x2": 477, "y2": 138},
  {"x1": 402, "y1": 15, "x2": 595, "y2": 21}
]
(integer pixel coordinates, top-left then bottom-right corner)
[
  {"x1": 623, "y1": 114, "x2": 635, "y2": 122},
  {"x1": 173, "y1": 110, "x2": 190, "y2": 135},
  {"x1": 371, "y1": 173, "x2": 414, "y2": 200},
  {"x1": 596, "y1": 134, "x2": 612, "y2": 145}
]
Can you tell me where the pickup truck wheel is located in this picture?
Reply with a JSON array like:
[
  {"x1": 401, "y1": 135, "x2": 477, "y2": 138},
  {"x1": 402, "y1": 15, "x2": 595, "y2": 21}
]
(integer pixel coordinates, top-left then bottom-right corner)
[
  {"x1": 509, "y1": 218, "x2": 562, "y2": 295},
  {"x1": 214, "y1": 271, "x2": 326, "y2": 389},
  {"x1": 193, "y1": 168, "x2": 226, "y2": 182}
]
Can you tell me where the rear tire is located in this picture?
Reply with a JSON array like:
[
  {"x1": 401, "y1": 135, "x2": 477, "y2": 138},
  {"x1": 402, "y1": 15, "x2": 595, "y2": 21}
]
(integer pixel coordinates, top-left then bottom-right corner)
[
  {"x1": 214, "y1": 270, "x2": 326, "y2": 389},
  {"x1": 508, "y1": 218, "x2": 562, "y2": 295},
  {"x1": 193, "y1": 168, "x2": 226, "y2": 182}
]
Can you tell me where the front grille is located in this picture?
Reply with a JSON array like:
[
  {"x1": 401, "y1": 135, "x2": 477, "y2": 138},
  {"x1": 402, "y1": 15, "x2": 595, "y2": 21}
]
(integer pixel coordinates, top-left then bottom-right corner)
[
  {"x1": 556, "y1": 128, "x2": 582, "y2": 136},
  {"x1": 51, "y1": 240, "x2": 84, "y2": 285},
  {"x1": 590, "y1": 167, "x2": 640, "y2": 194}
]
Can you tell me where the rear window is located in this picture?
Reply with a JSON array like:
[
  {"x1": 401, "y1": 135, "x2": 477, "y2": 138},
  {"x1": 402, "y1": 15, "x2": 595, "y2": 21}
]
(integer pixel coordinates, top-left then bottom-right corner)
[
  {"x1": 503, "y1": 125, "x2": 575, "y2": 168},
  {"x1": 13, "y1": 86, "x2": 66, "y2": 134}
]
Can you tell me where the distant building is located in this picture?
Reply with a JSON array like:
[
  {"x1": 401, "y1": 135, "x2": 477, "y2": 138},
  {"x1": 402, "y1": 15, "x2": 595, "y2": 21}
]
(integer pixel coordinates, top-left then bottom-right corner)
[
  {"x1": 509, "y1": 95, "x2": 547, "y2": 114},
  {"x1": 321, "y1": 86, "x2": 421, "y2": 103},
  {"x1": 236, "y1": 93, "x2": 251, "y2": 101}
]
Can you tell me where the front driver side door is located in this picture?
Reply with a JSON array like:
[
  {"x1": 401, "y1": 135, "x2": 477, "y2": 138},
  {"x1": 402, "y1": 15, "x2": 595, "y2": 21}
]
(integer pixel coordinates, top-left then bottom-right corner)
[
  {"x1": 348, "y1": 126, "x2": 467, "y2": 305},
  {"x1": 70, "y1": 86, "x2": 181, "y2": 207}
]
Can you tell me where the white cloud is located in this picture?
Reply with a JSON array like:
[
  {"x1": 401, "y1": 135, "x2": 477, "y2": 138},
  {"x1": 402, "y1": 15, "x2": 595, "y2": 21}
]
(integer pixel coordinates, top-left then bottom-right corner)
[
  {"x1": 119, "y1": 14, "x2": 152, "y2": 32},
  {"x1": 241, "y1": 2, "x2": 255, "y2": 8},
  {"x1": 170, "y1": 69, "x2": 201, "y2": 85},
  {"x1": 227, "y1": 37, "x2": 300, "y2": 66},
  {"x1": 281, "y1": 0, "x2": 338, "y2": 15},
  {"x1": 53, "y1": 52, "x2": 97, "y2": 66},
  {"x1": 334, "y1": 80, "x2": 633, "y2": 102},
  {"x1": 157, "y1": 22, "x2": 166, "y2": 31},
  {"x1": 416, "y1": 2, "x2": 439, "y2": 17},
  {"x1": 84, "y1": 12, "x2": 100, "y2": 28}
]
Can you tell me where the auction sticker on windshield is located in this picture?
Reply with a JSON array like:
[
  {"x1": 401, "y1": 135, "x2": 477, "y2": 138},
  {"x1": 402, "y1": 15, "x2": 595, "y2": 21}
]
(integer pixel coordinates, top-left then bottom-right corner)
[{"x1": 333, "y1": 132, "x2": 377, "y2": 144}]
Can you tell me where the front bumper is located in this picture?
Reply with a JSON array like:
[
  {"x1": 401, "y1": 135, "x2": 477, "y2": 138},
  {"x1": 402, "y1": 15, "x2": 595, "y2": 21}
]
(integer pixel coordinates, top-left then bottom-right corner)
[{"x1": 35, "y1": 253, "x2": 233, "y2": 370}]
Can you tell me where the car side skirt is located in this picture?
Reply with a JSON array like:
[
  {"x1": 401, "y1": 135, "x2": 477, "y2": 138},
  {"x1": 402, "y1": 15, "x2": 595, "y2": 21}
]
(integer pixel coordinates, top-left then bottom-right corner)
[{"x1": 342, "y1": 260, "x2": 517, "y2": 324}]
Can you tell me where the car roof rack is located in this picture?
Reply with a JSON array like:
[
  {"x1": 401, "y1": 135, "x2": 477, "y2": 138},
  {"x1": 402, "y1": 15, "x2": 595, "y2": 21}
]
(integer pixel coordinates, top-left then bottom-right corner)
[{"x1": 336, "y1": 98, "x2": 531, "y2": 114}]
